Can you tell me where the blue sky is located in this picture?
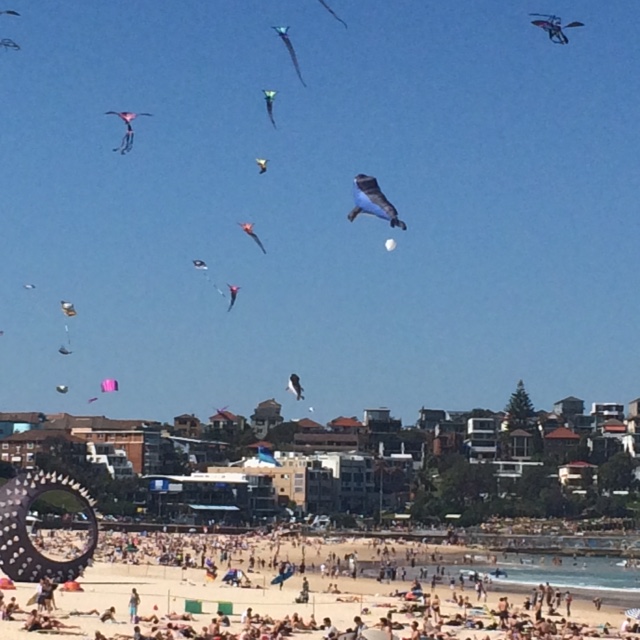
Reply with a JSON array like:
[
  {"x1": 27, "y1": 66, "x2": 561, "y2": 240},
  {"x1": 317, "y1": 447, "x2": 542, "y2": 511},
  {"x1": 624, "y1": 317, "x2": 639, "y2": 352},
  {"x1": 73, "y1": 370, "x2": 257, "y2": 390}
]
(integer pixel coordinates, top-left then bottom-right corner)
[{"x1": 1, "y1": 1, "x2": 639, "y2": 425}]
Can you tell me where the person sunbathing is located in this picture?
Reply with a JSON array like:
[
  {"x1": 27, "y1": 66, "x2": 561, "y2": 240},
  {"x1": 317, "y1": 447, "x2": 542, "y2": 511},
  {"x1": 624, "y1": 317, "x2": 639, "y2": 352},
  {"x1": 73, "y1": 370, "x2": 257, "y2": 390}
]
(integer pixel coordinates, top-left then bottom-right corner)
[
  {"x1": 101, "y1": 607, "x2": 117, "y2": 623},
  {"x1": 70, "y1": 608, "x2": 101, "y2": 616}
]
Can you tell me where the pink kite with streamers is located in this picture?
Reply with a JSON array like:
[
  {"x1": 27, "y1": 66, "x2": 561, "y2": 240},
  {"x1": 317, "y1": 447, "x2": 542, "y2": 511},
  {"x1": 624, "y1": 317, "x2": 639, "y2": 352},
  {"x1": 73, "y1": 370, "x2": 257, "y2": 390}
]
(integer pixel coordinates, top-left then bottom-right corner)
[{"x1": 101, "y1": 379, "x2": 119, "y2": 393}]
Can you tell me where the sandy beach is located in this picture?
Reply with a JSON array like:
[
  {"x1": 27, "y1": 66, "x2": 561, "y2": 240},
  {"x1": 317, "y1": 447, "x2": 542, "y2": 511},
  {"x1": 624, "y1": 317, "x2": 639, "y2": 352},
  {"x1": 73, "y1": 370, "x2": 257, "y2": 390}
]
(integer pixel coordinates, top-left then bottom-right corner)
[{"x1": 0, "y1": 535, "x2": 630, "y2": 639}]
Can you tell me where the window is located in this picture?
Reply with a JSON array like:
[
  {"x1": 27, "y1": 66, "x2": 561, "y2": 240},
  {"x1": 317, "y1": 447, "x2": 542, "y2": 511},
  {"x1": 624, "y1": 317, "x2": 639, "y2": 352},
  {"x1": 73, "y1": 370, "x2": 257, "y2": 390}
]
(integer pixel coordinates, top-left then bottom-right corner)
[
  {"x1": 342, "y1": 472, "x2": 352, "y2": 481},
  {"x1": 1, "y1": 444, "x2": 7, "y2": 450},
  {"x1": 27, "y1": 443, "x2": 34, "y2": 450},
  {"x1": 0, "y1": 454, "x2": 7, "y2": 461}
]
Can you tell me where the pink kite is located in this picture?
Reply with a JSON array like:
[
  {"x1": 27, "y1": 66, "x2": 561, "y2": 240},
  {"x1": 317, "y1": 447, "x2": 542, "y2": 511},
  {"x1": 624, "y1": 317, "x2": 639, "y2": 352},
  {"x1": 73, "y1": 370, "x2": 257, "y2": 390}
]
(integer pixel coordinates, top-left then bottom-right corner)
[{"x1": 101, "y1": 379, "x2": 119, "y2": 393}]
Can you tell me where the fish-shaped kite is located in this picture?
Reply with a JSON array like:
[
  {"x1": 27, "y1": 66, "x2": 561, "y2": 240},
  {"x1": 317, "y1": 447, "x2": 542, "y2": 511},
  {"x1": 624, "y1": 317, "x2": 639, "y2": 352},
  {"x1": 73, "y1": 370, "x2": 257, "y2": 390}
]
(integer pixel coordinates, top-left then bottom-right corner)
[
  {"x1": 238, "y1": 223, "x2": 267, "y2": 255},
  {"x1": 315, "y1": 0, "x2": 347, "y2": 28},
  {"x1": 105, "y1": 111, "x2": 152, "y2": 154},
  {"x1": 227, "y1": 285, "x2": 240, "y2": 312},
  {"x1": 272, "y1": 27, "x2": 306, "y2": 87},
  {"x1": 287, "y1": 374, "x2": 304, "y2": 401},
  {"x1": 347, "y1": 174, "x2": 407, "y2": 231},
  {"x1": 263, "y1": 91, "x2": 278, "y2": 129}
]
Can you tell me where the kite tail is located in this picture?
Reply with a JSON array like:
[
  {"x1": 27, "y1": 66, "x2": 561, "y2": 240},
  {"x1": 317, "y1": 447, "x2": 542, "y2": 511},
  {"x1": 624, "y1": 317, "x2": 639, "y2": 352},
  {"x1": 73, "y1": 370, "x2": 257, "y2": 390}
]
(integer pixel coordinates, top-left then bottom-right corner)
[
  {"x1": 283, "y1": 38, "x2": 307, "y2": 87},
  {"x1": 316, "y1": 0, "x2": 348, "y2": 28},
  {"x1": 391, "y1": 218, "x2": 407, "y2": 231},
  {"x1": 267, "y1": 103, "x2": 277, "y2": 129}
]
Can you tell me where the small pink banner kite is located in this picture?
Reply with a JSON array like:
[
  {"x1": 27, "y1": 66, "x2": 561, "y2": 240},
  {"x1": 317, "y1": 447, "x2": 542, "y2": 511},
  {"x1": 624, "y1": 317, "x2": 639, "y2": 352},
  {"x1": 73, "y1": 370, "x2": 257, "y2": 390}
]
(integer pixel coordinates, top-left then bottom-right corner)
[{"x1": 100, "y1": 379, "x2": 119, "y2": 393}]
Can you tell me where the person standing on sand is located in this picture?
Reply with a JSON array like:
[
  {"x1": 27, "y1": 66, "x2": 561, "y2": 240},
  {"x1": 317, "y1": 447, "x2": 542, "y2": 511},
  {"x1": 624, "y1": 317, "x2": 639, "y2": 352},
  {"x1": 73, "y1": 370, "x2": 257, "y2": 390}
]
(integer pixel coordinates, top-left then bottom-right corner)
[
  {"x1": 565, "y1": 591, "x2": 572, "y2": 617},
  {"x1": 129, "y1": 588, "x2": 140, "y2": 623}
]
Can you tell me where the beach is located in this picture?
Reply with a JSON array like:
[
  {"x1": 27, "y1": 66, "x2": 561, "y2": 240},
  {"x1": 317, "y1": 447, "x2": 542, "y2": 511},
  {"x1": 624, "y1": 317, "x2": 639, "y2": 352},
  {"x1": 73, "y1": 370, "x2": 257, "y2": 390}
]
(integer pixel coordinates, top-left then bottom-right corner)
[{"x1": 0, "y1": 534, "x2": 632, "y2": 639}]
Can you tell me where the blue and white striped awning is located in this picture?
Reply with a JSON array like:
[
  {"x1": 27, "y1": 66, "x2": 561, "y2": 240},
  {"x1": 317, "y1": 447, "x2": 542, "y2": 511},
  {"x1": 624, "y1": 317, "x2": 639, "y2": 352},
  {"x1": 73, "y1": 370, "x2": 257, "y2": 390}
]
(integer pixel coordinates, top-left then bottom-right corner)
[{"x1": 188, "y1": 504, "x2": 239, "y2": 512}]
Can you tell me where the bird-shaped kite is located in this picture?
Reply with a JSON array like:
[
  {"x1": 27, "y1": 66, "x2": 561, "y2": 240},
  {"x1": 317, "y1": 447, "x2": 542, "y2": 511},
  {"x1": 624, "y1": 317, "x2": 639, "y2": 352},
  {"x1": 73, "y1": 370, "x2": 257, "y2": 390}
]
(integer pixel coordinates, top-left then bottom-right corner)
[
  {"x1": 530, "y1": 14, "x2": 584, "y2": 44},
  {"x1": 227, "y1": 285, "x2": 241, "y2": 312},
  {"x1": 347, "y1": 174, "x2": 407, "y2": 231},
  {"x1": 61, "y1": 301, "x2": 77, "y2": 317},
  {"x1": 238, "y1": 223, "x2": 267, "y2": 254},
  {"x1": 287, "y1": 374, "x2": 304, "y2": 401},
  {"x1": 56, "y1": 385, "x2": 69, "y2": 394},
  {"x1": 315, "y1": 0, "x2": 347, "y2": 28},
  {"x1": 256, "y1": 158, "x2": 269, "y2": 174},
  {"x1": 272, "y1": 27, "x2": 307, "y2": 87},
  {"x1": 263, "y1": 91, "x2": 278, "y2": 129},
  {"x1": 105, "y1": 111, "x2": 152, "y2": 154}
]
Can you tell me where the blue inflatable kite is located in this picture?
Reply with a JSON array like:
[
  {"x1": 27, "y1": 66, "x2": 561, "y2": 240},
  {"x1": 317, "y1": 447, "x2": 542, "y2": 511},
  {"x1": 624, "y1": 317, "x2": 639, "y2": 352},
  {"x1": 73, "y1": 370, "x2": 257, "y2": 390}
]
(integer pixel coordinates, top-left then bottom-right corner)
[{"x1": 347, "y1": 174, "x2": 407, "y2": 231}]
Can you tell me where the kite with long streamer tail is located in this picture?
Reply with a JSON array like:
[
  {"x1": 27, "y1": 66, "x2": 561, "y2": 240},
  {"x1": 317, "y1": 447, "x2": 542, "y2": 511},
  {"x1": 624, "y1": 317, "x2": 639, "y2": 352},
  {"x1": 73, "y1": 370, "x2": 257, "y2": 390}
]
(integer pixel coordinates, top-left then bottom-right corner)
[
  {"x1": 272, "y1": 27, "x2": 306, "y2": 87},
  {"x1": 105, "y1": 111, "x2": 152, "y2": 154},
  {"x1": 530, "y1": 14, "x2": 584, "y2": 44},
  {"x1": 193, "y1": 260, "x2": 226, "y2": 298},
  {"x1": 263, "y1": 91, "x2": 278, "y2": 129}
]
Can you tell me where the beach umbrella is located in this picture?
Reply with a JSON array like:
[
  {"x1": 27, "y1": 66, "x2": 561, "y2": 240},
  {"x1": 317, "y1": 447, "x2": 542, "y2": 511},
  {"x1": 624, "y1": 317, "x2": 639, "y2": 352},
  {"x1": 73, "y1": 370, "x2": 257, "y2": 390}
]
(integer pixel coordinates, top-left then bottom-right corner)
[
  {"x1": 626, "y1": 609, "x2": 640, "y2": 621},
  {"x1": 0, "y1": 577, "x2": 16, "y2": 589}
]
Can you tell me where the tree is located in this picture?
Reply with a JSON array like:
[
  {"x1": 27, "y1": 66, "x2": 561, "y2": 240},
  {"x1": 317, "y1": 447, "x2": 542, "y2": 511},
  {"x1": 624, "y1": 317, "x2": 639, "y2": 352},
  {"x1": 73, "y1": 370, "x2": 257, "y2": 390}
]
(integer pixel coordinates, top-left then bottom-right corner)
[
  {"x1": 265, "y1": 421, "x2": 299, "y2": 448},
  {"x1": 597, "y1": 452, "x2": 637, "y2": 492},
  {"x1": 505, "y1": 380, "x2": 535, "y2": 431}
]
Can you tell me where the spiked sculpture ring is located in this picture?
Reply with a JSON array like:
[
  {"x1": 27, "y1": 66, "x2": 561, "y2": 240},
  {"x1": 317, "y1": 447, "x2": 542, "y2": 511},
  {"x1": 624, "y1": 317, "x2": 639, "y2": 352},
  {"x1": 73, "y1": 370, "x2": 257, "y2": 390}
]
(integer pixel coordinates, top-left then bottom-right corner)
[{"x1": 0, "y1": 470, "x2": 98, "y2": 583}]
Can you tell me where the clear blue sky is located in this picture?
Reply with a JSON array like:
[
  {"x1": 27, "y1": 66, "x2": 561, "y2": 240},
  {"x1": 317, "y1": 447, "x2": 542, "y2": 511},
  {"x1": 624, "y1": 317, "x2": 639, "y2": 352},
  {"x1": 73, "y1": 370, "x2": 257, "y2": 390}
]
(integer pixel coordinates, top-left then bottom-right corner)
[{"x1": 2, "y1": 1, "x2": 639, "y2": 425}]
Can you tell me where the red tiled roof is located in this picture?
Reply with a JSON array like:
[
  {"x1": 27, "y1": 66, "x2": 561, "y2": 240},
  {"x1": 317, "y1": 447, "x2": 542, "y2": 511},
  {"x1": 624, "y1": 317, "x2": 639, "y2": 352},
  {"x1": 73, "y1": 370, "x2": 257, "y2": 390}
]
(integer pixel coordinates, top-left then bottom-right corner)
[
  {"x1": 545, "y1": 426, "x2": 580, "y2": 440},
  {"x1": 247, "y1": 440, "x2": 272, "y2": 449},
  {"x1": 603, "y1": 425, "x2": 626, "y2": 433},
  {"x1": 209, "y1": 411, "x2": 239, "y2": 422},
  {"x1": 1, "y1": 430, "x2": 84, "y2": 444},
  {"x1": 297, "y1": 418, "x2": 323, "y2": 429},
  {"x1": 329, "y1": 416, "x2": 363, "y2": 428}
]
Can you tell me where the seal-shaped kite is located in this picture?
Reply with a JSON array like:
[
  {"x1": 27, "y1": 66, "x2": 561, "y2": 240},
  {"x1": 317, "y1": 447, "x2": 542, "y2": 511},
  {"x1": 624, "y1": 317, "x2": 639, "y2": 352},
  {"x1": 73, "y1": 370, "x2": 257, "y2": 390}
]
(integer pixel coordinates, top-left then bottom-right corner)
[
  {"x1": 272, "y1": 27, "x2": 306, "y2": 87},
  {"x1": 238, "y1": 223, "x2": 267, "y2": 255},
  {"x1": 105, "y1": 111, "x2": 152, "y2": 154},
  {"x1": 287, "y1": 374, "x2": 304, "y2": 401},
  {"x1": 263, "y1": 91, "x2": 278, "y2": 129},
  {"x1": 347, "y1": 174, "x2": 407, "y2": 230},
  {"x1": 227, "y1": 285, "x2": 240, "y2": 312},
  {"x1": 530, "y1": 14, "x2": 584, "y2": 44}
]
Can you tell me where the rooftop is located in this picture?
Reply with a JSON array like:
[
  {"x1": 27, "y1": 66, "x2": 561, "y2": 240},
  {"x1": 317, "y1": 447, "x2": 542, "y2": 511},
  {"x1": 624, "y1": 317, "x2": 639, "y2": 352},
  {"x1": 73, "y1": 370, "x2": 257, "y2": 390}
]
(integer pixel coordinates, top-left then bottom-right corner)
[{"x1": 545, "y1": 426, "x2": 580, "y2": 440}]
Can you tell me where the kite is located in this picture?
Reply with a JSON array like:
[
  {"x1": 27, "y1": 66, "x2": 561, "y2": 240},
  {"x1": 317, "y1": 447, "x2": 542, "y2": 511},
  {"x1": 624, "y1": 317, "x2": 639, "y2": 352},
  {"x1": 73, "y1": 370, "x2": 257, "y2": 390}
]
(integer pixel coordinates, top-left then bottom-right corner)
[
  {"x1": 227, "y1": 285, "x2": 240, "y2": 312},
  {"x1": 101, "y1": 379, "x2": 118, "y2": 393},
  {"x1": 61, "y1": 301, "x2": 77, "y2": 317},
  {"x1": 215, "y1": 406, "x2": 232, "y2": 420},
  {"x1": 263, "y1": 91, "x2": 278, "y2": 129},
  {"x1": 272, "y1": 27, "x2": 306, "y2": 87},
  {"x1": 0, "y1": 38, "x2": 19, "y2": 50},
  {"x1": 238, "y1": 223, "x2": 267, "y2": 255},
  {"x1": 347, "y1": 174, "x2": 407, "y2": 230},
  {"x1": 23, "y1": 284, "x2": 35, "y2": 289},
  {"x1": 385, "y1": 238, "x2": 397, "y2": 252},
  {"x1": 58, "y1": 346, "x2": 72, "y2": 356},
  {"x1": 0, "y1": 9, "x2": 19, "y2": 50},
  {"x1": 87, "y1": 397, "x2": 98, "y2": 404},
  {"x1": 287, "y1": 374, "x2": 304, "y2": 401},
  {"x1": 105, "y1": 111, "x2": 152, "y2": 154},
  {"x1": 56, "y1": 385, "x2": 69, "y2": 394},
  {"x1": 256, "y1": 158, "x2": 268, "y2": 174},
  {"x1": 315, "y1": 0, "x2": 347, "y2": 28},
  {"x1": 193, "y1": 260, "x2": 226, "y2": 297},
  {"x1": 530, "y1": 14, "x2": 584, "y2": 44}
]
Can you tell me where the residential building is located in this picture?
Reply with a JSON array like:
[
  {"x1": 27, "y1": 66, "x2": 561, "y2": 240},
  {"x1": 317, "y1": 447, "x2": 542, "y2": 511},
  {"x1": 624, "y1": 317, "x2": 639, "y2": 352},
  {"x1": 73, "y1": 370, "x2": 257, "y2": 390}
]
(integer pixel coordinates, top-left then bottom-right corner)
[
  {"x1": 0, "y1": 412, "x2": 46, "y2": 438},
  {"x1": 365, "y1": 408, "x2": 402, "y2": 454},
  {"x1": 544, "y1": 426, "x2": 580, "y2": 460},
  {"x1": 591, "y1": 403, "x2": 625, "y2": 426},
  {"x1": 250, "y1": 399, "x2": 283, "y2": 438},
  {"x1": 553, "y1": 397, "x2": 585, "y2": 420},
  {"x1": 70, "y1": 421, "x2": 162, "y2": 475},
  {"x1": 0, "y1": 430, "x2": 85, "y2": 468},
  {"x1": 509, "y1": 429, "x2": 533, "y2": 460},
  {"x1": 293, "y1": 431, "x2": 365, "y2": 451},
  {"x1": 315, "y1": 451, "x2": 375, "y2": 513},
  {"x1": 173, "y1": 414, "x2": 203, "y2": 439},
  {"x1": 627, "y1": 398, "x2": 640, "y2": 433},
  {"x1": 465, "y1": 418, "x2": 498, "y2": 460},
  {"x1": 558, "y1": 461, "x2": 597, "y2": 491},
  {"x1": 416, "y1": 407, "x2": 448, "y2": 432},
  {"x1": 86, "y1": 442, "x2": 134, "y2": 478},
  {"x1": 588, "y1": 433, "x2": 624, "y2": 465},
  {"x1": 208, "y1": 410, "x2": 245, "y2": 440}
]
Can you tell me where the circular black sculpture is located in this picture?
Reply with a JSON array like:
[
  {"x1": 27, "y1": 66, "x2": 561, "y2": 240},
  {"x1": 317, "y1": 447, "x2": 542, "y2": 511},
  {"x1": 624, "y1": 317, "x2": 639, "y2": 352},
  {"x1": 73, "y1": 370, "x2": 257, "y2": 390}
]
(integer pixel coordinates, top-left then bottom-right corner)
[{"x1": 0, "y1": 470, "x2": 98, "y2": 583}]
